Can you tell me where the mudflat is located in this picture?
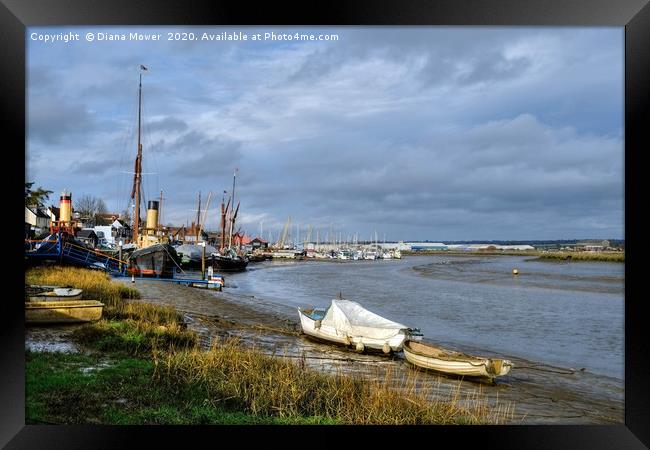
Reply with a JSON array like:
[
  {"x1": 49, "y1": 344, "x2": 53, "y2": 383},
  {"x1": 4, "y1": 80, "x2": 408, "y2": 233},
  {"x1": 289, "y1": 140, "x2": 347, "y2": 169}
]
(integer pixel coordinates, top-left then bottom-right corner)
[{"x1": 113, "y1": 279, "x2": 624, "y2": 425}]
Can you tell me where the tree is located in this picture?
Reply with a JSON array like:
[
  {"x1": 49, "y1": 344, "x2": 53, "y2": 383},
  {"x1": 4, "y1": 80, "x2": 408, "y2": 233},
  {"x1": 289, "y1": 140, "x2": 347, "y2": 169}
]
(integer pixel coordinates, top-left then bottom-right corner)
[
  {"x1": 25, "y1": 182, "x2": 53, "y2": 208},
  {"x1": 120, "y1": 208, "x2": 132, "y2": 224},
  {"x1": 75, "y1": 194, "x2": 108, "y2": 225}
]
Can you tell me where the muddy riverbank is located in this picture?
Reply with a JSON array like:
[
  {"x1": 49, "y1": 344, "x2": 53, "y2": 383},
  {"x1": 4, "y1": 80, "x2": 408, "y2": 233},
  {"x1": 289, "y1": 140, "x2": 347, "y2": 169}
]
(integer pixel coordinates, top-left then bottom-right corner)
[{"x1": 26, "y1": 277, "x2": 623, "y2": 424}]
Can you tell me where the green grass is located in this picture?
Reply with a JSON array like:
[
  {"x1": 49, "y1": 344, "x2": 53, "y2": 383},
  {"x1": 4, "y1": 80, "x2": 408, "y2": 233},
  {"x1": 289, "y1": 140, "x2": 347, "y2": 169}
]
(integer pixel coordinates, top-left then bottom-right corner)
[
  {"x1": 26, "y1": 268, "x2": 512, "y2": 425},
  {"x1": 71, "y1": 318, "x2": 198, "y2": 355},
  {"x1": 26, "y1": 351, "x2": 339, "y2": 425}
]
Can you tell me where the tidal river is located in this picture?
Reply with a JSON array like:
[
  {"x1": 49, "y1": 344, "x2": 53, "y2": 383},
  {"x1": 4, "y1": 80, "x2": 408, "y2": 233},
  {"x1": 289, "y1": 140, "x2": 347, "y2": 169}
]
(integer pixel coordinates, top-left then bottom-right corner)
[{"x1": 221, "y1": 254, "x2": 624, "y2": 381}]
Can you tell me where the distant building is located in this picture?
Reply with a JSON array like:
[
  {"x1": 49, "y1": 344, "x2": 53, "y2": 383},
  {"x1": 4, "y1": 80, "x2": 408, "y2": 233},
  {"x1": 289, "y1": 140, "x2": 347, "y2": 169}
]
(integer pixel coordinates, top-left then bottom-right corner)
[
  {"x1": 576, "y1": 240, "x2": 610, "y2": 252},
  {"x1": 111, "y1": 219, "x2": 132, "y2": 243},
  {"x1": 250, "y1": 237, "x2": 269, "y2": 250},
  {"x1": 93, "y1": 225, "x2": 114, "y2": 246},
  {"x1": 495, "y1": 245, "x2": 535, "y2": 251},
  {"x1": 25, "y1": 206, "x2": 51, "y2": 235},
  {"x1": 96, "y1": 212, "x2": 119, "y2": 225},
  {"x1": 408, "y1": 242, "x2": 448, "y2": 251},
  {"x1": 77, "y1": 229, "x2": 99, "y2": 248},
  {"x1": 46, "y1": 205, "x2": 60, "y2": 222}
]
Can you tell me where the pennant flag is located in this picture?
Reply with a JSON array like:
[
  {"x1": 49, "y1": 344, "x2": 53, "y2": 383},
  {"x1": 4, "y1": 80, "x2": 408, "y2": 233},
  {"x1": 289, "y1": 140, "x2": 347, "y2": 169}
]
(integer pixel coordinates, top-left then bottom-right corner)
[{"x1": 140, "y1": 65, "x2": 148, "y2": 71}]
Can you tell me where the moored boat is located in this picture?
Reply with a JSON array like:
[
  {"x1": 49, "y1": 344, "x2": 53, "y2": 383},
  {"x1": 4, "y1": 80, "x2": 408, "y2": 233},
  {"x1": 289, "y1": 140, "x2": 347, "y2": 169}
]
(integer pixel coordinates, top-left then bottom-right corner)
[
  {"x1": 246, "y1": 252, "x2": 267, "y2": 263},
  {"x1": 298, "y1": 298, "x2": 421, "y2": 354},
  {"x1": 174, "y1": 243, "x2": 218, "y2": 268},
  {"x1": 122, "y1": 68, "x2": 179, "y2": 278},
  {"x1": 403, "y1": 340, "x2": 513, "y2": 380},
  {"x1": 25, "y1": 300, "x2": 104, "y2": 324},
  {"x1": 211, "y1": 248, "x2": 249, "y2": 272},
  {"x1": 128, "y1": 243, "x2": 180, "y2": 278}
]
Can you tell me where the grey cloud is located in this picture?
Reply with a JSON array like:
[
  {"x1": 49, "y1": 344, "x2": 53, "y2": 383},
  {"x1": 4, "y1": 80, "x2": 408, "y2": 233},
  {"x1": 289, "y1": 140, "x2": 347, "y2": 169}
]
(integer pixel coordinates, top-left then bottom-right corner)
[
  {"x1": 72, "y1": 158, "x2": 123, "y2": 175},
  {"x1": 27, "y1": 27, "x2": 623, "y2": 241},
  {"x1": 170, "y1": 133, "x2": 244, "y2": 177},
  {"x1": 28, "y1": 97, "x2": 94, "y2": 144},
  {"x1": 147, "y1": 116, "x2": 189, "y2": 133}
]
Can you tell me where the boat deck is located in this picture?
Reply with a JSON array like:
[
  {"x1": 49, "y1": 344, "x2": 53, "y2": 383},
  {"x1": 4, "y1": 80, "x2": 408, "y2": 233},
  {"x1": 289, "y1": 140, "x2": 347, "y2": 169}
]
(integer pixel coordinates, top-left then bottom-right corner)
[{"x1": 300, "y1": 308, "x2": 326, "y2": 320}]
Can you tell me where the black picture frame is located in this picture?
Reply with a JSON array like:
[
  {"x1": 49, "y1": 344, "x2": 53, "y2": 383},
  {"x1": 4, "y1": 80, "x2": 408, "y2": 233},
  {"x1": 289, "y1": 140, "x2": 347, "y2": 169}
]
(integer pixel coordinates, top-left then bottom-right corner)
[{"x1": 3, "y1": 0, "x2": 648, "y2": 447}]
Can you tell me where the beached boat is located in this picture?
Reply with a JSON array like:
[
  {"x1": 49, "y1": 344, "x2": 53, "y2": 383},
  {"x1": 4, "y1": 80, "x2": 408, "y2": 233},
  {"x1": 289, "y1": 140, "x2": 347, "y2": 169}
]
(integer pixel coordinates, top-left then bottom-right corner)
[
  {"x1": 403, "y1": 340, "x2": 513, "y2": 380},
  {"x1": 128, "y1": 243, "x2": 180, "y2": 278},
  {"x1": 26, "y1": 286, "x2": 83, "y2": 301},
  {"x1": 25, "y1": 300, "x2": 104, "y2": 324},
  {"x1": 298, "y1": 298, "x2": 421, "y2": 354}
]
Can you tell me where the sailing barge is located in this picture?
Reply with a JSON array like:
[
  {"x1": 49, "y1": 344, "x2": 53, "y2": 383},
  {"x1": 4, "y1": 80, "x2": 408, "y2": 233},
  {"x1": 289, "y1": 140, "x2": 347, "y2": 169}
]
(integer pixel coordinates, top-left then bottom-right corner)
[
  {"x1": 125, "y1": 66, "x2": 180, "y2": 277},
  {"x1": 210, "y1": 171, "x2": 249, "y2": 272}
]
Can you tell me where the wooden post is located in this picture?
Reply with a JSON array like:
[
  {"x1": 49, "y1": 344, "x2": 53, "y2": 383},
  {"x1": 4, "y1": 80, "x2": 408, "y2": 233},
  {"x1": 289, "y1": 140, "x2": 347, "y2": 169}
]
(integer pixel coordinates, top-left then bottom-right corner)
[
  {"x1": 118, "y1": 240, "x2": 123, "y2": 272},
  {"x1": 201, "y1": 242, "x2": 206, "y2": 280}
]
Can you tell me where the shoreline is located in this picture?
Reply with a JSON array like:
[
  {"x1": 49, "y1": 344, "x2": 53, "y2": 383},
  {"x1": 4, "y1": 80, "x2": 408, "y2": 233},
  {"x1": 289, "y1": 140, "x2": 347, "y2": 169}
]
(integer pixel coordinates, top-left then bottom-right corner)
[
  {"x1": 24, "y1": 269, "x2": 623, "y2": 425},
  {"x1": 116, "y1": 278, "x2": 624, "y2": 424},
  {"x1": 401, "y1": 250, "x2": 624, "y2": 262}
]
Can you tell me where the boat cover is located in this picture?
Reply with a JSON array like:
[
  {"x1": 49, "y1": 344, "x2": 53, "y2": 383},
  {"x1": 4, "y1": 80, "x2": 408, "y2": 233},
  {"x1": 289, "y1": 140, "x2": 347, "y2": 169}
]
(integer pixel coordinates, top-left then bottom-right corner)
[{"x1": 321, "y1": 299, "x2": 408, "y2": 340}]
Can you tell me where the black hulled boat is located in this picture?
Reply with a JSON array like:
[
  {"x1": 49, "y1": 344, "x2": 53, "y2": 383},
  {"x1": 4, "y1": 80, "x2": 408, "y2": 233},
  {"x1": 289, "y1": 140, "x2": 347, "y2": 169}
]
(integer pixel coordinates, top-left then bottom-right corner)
[{"x1": 211, "y1": 247, "x2": 248, "y2": 272}]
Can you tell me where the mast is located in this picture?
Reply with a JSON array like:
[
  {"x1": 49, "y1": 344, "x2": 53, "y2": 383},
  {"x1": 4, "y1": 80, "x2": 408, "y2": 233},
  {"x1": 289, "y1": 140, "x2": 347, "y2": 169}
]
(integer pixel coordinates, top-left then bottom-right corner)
[
  {"x1": 131, "y1": 69, "x2": 145, "y2": 246},
  {"x1": 196, "y1": 191, "x2": 201, "y2": 242},
  {"x1": 159, "y1": 189, "x2": 163, "y2": 232},
  {"x1": 221, "y1": 191, "x2": 226, "y2": 251},
  {"x1": 221, "y1": 191, "x2": 231, "y2": 251},
  {"x1": 228, "y1": 169, "x2": 237, "y2": 248}
]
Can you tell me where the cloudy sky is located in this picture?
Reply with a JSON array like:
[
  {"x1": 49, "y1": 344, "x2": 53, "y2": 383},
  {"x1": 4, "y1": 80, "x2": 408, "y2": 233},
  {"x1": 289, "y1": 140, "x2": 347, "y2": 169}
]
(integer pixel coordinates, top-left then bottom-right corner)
[{"x1": 26, "y1": 26, "x2": 623, "y2": 242}]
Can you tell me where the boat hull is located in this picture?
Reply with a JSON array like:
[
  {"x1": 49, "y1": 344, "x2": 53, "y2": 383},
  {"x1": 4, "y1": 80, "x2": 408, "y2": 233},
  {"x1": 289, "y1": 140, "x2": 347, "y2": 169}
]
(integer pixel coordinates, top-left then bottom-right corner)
[
  {"x1": 298, "y1": 308, "x2": 406, "y2": 353},
  {"x1": 403, "y1": 341, "x2": 512, "y2": 379},
  {"x1": 211, "y1": 256, "x2": 248, "y2": 272},
  {"x1": 128, "y1": 244, "x2": 179, "y2": 278},
  {"x1": 25, "y1": 300, "x2": 104, "y2": 324}
]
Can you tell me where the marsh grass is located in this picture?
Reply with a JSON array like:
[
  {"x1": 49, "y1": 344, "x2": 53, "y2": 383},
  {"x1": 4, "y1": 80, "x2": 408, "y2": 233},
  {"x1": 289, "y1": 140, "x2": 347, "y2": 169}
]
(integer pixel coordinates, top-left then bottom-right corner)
[
  {"x1": 26, "y1": 351, "x2": 339, "y2": 425},
  {"x1": 536, "y1": 252, "x2": 624, "y2": 262},
  {"x1": 27, "y1": 267, "x2": 513, "y2": 424},
  {"x1": 402, "y1": 249, "x2": 624, "y2": 262},
  {"x1": 155, "y1": 337, "x2": 513, "y2": 424},
  {"x1": 25, "y1": 266, "x2": 139, "y2": 308}
]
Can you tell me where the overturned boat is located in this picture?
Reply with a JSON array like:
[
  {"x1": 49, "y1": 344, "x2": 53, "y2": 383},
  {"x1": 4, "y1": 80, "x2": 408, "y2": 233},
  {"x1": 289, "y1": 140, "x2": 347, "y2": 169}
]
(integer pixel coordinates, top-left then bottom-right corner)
[
  {"x1": 298, "y1": 298, "x2": 422, "y2": 354},
  {"x1": 403, "y1": 340, "x2": 513, "y2": 380}
]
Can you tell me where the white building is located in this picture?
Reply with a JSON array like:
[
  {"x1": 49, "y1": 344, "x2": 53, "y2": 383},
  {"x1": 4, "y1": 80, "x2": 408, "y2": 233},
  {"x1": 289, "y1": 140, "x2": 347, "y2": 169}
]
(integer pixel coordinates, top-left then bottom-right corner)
[{"x1": 25, "y1": 206, "x2": 50, "y2": 235}]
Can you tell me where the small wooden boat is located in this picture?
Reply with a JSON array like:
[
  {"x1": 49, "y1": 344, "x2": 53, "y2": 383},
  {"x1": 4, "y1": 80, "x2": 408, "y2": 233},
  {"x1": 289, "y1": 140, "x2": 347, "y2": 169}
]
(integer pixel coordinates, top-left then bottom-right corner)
[
  {"x1": 26, "y1": 286, "x2": 83, "y2": 301},
  {"x1": 403, "y1": 340, "x2": 513, "y2": 380},
  {"x1": 298, "y1": 298, "x2": 422, "y2": 354},
  {"x1": 25, "y1": 300, "x2": 104, "y2": 324}
]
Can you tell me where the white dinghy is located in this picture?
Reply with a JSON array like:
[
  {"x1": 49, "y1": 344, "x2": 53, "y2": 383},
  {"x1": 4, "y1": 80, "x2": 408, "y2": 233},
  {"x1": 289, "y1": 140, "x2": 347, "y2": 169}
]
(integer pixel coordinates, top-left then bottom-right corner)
[
  {"x1": 403, "y1": 340, "x2": 513, "y2": 380},
  {"x1": 298, "y1": 298, "x2": 421, "y2": 354}
]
